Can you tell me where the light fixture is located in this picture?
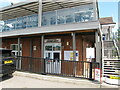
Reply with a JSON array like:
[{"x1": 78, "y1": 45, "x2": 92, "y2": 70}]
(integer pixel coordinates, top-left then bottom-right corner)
[{"x1": 67, "y1": 42, "x2": 69, "y2": 46}]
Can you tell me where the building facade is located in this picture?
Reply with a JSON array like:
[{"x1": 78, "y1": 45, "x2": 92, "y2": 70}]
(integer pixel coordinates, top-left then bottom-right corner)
[{"x1": 0, "y1": 0, "x2": 102, "y2": 76}]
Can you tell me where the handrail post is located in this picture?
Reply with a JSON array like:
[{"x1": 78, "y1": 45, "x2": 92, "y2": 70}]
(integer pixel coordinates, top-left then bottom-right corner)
[{"x1": 89, "y1": 62, "x2": 93, "y2": 80}]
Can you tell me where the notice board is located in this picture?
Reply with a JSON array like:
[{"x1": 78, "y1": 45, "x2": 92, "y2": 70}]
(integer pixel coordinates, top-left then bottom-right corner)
[
  {"x1": 64, "y1": 51, "x2": 79, "y2": 61},
  {"x1": 86, "y1": 48, "x2": 95, "y2": 59}
]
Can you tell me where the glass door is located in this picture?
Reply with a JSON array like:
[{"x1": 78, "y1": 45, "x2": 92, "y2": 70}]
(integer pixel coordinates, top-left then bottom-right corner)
[{"x1": 44, "y1": 42, "x2": 61, "y2": 74}]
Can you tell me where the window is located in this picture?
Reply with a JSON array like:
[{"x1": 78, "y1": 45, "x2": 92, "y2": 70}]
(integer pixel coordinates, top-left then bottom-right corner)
[
  {"x1": 44, "y1": 39, "x2": 61, "y2": 51},
  {"x1": 45, "y1": 44, "x2": 53, "y2": 51},
  {"x1": 11, "y1": 44, "x2": 22, "y2": 51},
  {"x1": 45, "y1": 43, "x2": 61, "y2": 51},
  {"x1": 75, "y1": 13, "x2": 82, "y2": 22},
  {"x1": 11, "y1": 44, "x2": 22, "y2": 56},
  {"x1": 66, "y1": 15, "x2": 74, "y2": 23}
]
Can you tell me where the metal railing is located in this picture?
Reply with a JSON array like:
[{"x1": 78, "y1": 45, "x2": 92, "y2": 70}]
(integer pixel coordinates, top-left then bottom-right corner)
[
  {"x1": 15, "y1": 56, "x2": 99, "y2": 80},
  {"x1": 103, "y1": 59, "x2": 120, "y2": 77},
  {"x1": 103, "y1": 40, "x2": 119, "y2": 59}
]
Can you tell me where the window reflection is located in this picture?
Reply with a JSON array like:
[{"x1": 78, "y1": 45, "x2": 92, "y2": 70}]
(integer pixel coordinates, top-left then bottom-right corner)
[
  {"x1": 42, "y1": 4, "x2": 94, "y2": 26},
  {"x1": 57, "y1": 16, "x2": 65, "y2": 24},
  {"x1": 53, "y1": 43, "x2": 61, "y2": 51},
  {"x1": 2, "y1": 14, "x2": 38, "y2": 32},
  {"x1": 66, "y1": 15, "x2": 74, "y2": 23},
  {"x1": 2, "y1": 4, "x2": 95, "y2": 32},
  {"x1": 75, "y1": 13, "x2": 82, "y2": 22}
]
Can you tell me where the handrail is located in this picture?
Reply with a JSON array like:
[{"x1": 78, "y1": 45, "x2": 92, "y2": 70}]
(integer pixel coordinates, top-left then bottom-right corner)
[{"x1": 113, "y1": 39, "x2": 120, "y2": 58}]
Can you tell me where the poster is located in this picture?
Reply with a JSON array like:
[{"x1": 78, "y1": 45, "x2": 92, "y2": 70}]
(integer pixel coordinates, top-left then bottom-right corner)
[
  {"x1": 86, "y1": 48, "x2": 95, "y2": 59},
  {"x1": 64, "y1": 51, "x2": 79, "y2": 61},
  {"x1": 94, "y1": 68, "x2": 101, "y2": 82}
]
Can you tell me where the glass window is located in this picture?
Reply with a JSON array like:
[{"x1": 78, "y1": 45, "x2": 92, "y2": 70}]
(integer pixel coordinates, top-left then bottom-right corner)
[
  {"x1": 16, "y1": 17, "x2": 23, "y2": 29},
  {"x1": 50, "y1": 16, "x2": 56, "y2": 25},
  {"x1": 57, "y1": 8, "x2": 74, "y2": 24},
  {"x1": 75, "y1": 13, "x2": 82, "y2": 22},
  {"x1": 22, "y1": 16, "x2": 27, "y2": 29},
  {"x1": 42, "y1": 11, "x2": 56, "y2": 26},
  {"x1": 32, "y1": 14, "x2": 38, "y2": 27},
  {"x1": 45, "y1": 44, "x2": 53, "y2": 51},
  {"x1": 53, "y1": 43, "x2": 61, "y2": 51},
  {"x1": 27, "y1": 15, "x2": 33, "y2": 28},
  {"x1": 11, "y1": 44, "x2": 22, "y2": 51},
  {"x1": 42, "y1": 16, "x2": 48, "y2": 26},
  {"x1": 66, "y1": 15, "x2": 74, "y2": 23},
  {"x1": 57, "y1": 16, "x2": 65, "y2": 24}
]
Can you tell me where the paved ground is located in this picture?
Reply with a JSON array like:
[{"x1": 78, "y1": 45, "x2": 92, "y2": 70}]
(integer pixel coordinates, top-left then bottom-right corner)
[
  {"x1": 1, "y1": 75, "x2": 99, "y2": 88},
  {"x1": 1, "y1": 72, "x2": 119, "y2": 88}
]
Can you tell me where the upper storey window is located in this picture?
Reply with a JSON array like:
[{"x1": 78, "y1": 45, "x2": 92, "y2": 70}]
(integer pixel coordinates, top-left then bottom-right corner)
[
  {"x1": 1, "y1": 4, "x2": 95, "y2": 32},
  {"x1": 42, "y1": 4, "x2": 94, "y2": 26},
  {"x1": 2, "y1": 14, "x2": 38, "y2": 32}
]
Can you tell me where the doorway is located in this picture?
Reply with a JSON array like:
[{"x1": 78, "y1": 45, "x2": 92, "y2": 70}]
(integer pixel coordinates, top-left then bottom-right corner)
[{"x1": 44, "y1": 39, "x2": 61, "y2": 74}]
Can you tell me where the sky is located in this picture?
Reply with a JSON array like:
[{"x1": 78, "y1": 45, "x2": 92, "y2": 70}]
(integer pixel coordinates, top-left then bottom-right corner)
[{"x1": 0, "y1": 0, "x2": 119, "y2": 32}]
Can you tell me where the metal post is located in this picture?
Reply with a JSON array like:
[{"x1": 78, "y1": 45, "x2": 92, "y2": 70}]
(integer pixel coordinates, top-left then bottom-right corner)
[
  {"x1": 72, "y1": 32, "x2": 76, "y2": 76},
  {"x1": 89, "y1": 62, "x2": 93, "y2": 79},
  {"x1": 17, "y1": 37, "x2": 21, "y2": 69},
  {"x1": 18, "y1": 37, "x2": 21, "y2": 56},
  {"x1": 41, "y1": 35, "x2": 45, "y2": 74},
  {"x1": 96, "y1": 30, "x2": 102, "y2": 88},
  {"x1": 38, "y1": 0, "x2": 42, "y2": 27},
  {"x1": 95, "y1": 31, "x2": 99, "y2": 62},
  {"x1": 41, "y1": 35, "x2": 44, "y2": 58}
]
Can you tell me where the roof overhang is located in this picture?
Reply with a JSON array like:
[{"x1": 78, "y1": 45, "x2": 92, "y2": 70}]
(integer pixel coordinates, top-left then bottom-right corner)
[
  {"x1": 101, "y1": 23, "x2": 116, "y2": 28},
  {"x1": 0, "y1": 0, "x2": 94, "y2": 20}
]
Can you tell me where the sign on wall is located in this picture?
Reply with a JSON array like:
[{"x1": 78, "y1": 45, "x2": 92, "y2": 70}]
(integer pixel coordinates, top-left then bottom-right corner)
[
  {"x1": 86, "y1": 48, "x2": 95, "y2": 59},
  {"x1": 44, "y1": 39, "x2": 61, "y2": 43},
  {"x1": 64, "y1": 51, "x2": 79, "y2": 61}
]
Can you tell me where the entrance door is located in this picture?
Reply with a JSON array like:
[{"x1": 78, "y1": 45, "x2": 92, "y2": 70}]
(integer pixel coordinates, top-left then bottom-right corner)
[
  {"x1": 54, "y1": 52, "x2": 60, "y2": 60},
  {"x1": 44, "y1": 40, "x2": 61, "y2": 74}
]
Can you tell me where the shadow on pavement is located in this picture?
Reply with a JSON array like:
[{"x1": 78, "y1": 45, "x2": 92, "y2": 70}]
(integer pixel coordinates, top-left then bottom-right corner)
[{"x1": 0, "y1": 75, "x2": 13, "y2": 82}]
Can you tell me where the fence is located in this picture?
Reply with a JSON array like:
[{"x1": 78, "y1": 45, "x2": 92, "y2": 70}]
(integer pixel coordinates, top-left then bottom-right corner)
[
  {"x1": 103, "y1": 59, "x2": 120, "y2": 77},
  {"x1": 15, "y1": 56, "x2": 99, "y2": 80}
]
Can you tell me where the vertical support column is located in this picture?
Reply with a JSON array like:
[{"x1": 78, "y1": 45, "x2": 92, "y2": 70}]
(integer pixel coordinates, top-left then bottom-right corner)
[
  {"x1": 72, "y1": 32, "x2": 76, "y2": 61},
  {"x1": 95, "y1": 31, "x2": 99, "y2": 62},
  {"x1": 93, "y1": 0, "x2": 99, "y2": 21},
  {"x1": 72, "y1": 32, "x2": 76, "y2": 76},
  {"x1": 38, "y1": 0, "x2": 42, "y2": 27},
  {"x1": 17, "y1": 37, "x2": 21, "y2": 69},
  {"x1": 41, "y1": 35, "x2": 45, "y2": 74},
  {"x1": 41, "y1": 35, "x2": 44, "y2": 58},
  {"x1": 29, "y1": 39, "x2": 33, "y2": 71},
  {"x1": 18, "y1": 37, "x2": 21, "y2": 56}
]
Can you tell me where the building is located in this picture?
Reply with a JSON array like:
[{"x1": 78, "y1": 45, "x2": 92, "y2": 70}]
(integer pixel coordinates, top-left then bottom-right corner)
[
  {"x1": 0, "y1": 0, "x2": 102, "y2": 77},
  {"x1": 99, "y1": 17, "x2": 116, "y2": 41}
]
